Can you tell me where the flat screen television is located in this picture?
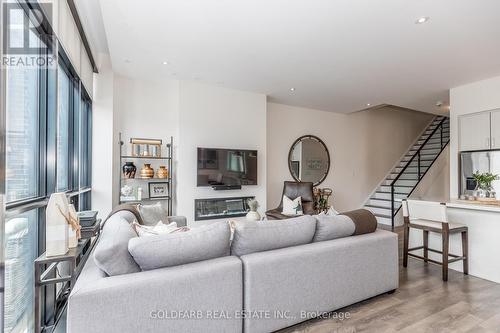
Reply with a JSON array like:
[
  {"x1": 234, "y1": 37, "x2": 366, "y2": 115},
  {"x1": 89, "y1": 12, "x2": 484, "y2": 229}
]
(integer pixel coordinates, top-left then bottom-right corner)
[{"x1": 197, "y1": 148, "x2": 258, "y2": 186}]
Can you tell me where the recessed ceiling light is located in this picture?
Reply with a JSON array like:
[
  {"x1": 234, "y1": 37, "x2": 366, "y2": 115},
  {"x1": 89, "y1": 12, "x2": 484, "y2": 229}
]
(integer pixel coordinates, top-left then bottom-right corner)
[
  {"x1": 415, "y1": 16, "x2": 430, "y2": 24},
  {"x1": 162, "y1": 61, "x2": 169, "y2": 65},
  {"x1": 290, "y1": 88, "x2": 295, "y2": 92},
  {"x1": 366, "y1": 103, "x2": 371, "y2": 107}
]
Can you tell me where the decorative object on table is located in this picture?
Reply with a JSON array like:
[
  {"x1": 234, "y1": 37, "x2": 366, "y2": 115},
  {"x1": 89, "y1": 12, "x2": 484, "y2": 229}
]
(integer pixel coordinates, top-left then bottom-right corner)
[
  {"x1": 46, "y1": 193, "x2": 70, "y2": 257},
  {"x1": 313, "y1": 187, "x2": 333, "y2": 213},
  {"x1": 149, "y1": 182, "x2": 169, "y2": 199},
  {"x1": 140, "y1": 163, "x2": 154, "y2": 178},
  {"x1": 472, "y1": 171, "x2": 498, "y2": 199},
  {"x1": 246, "y1": 198, "x2": 261, "y2": 221},
  {"x1": 288, "y1": 135, "x2": 330, "y2": 186},
  {"x1": 80, "y1": 218, "x2": 102, "y2": 239},
  {"x1": 77, "y1": 210, "x2": 98, "y2": 228},
  {"x1": 122, "y1": 161, "x2": 137, "y2": 178},
  {"x1": 137, "y1": 187, "x2": 143, "y2": 201},
  {"x1": 282, "y1": 195, "x2": 303, "y2": 215},
  {"x1": 130, "y1": 138, "x2": 162, "y2": 157},
  {"x1": 156, "y1": 165, "x2": 169, "y2": 179},
  {"x1": 67, "y1": 204, "x2": 80, "y2": 248}
]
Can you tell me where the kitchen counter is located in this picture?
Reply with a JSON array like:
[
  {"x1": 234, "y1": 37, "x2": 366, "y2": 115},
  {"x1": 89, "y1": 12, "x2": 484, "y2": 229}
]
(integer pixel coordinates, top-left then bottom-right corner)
[{"x1": 446, "y1": 199, "x2": 500, "y2": 213}]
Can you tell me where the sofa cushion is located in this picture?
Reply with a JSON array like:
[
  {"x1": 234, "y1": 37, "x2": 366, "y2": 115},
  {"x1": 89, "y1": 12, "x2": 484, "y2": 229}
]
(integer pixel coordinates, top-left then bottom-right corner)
[
  {"x1": 230, "y1": 215, "x2": 316, "y2": 256},
  {"x1": 137, "y1": 202, "x2": 169, "y2": 226},
  {"x1": 128, "y1": 222, "x2": 231, "y2": 271},
  {"x1": 94, "y1": 215, "x2": 140, "y2": 276},
  {"x1": 313, "y1": 214, "x2": 356, "y2": 242}
]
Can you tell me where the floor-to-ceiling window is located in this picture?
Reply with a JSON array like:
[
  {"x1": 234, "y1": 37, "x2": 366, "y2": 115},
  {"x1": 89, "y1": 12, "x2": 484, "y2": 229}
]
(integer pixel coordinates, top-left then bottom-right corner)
[{"x1": 3, "y1": 2, "x2": 93, "y2": 332}]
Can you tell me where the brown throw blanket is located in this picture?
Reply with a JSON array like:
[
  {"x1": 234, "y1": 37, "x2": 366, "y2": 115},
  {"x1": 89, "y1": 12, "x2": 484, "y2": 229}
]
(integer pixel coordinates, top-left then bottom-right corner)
[
  {"x1": 104, "y1": 203, "x2": 144, "y2": 225},
  {"x1": 340, "y1": 209, "x2": 378, "y2": 235}
]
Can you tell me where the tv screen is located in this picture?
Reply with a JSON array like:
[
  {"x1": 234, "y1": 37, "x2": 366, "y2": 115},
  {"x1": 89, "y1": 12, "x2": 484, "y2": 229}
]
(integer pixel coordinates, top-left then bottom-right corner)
[{"x1": 197, "y1": 148, "x2": 258, "y2": 186}]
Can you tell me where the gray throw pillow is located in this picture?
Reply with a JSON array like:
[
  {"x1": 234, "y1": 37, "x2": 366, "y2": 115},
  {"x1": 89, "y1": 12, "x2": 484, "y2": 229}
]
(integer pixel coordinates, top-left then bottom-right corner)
[
  {"x1": 137, "y1": 202, "x2": 168, "y2": 226},
  {"x1": 230, "y1": 215, "x2": 316, "y2": 256},
  {"x1": 128, "y1": 222, "x2": 231, "y2": 271},
  {"x1": 313, "y1": 214, "x2": 356, "y2": 242},
  {"x1": 94, "y1": 215, "x2": 140, "y2": 276}
]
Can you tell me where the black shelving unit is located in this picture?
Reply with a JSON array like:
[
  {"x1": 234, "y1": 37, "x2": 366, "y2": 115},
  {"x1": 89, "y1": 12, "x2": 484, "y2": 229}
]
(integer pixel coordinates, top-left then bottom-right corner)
[{"x1": 119, "y1": 133, "x2": 173, "y2": 215}]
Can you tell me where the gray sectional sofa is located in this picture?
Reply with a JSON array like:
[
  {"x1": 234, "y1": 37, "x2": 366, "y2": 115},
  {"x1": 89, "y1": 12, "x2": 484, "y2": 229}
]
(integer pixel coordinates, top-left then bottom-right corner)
[{"x1": 67, "y1": 210, "x2": 399, "y2": 333}]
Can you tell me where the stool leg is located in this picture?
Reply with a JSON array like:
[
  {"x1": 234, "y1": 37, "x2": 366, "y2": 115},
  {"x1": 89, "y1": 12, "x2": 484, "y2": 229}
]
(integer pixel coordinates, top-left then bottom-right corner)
[
  {"x1": 423, "y1": 230, "x2": 429, "y2": 263},
  {"x1": 462, "y1": 231, "x2": 469, "y2": 275},
  {"x1": 442, "y1": 230, "x2": 449, "y2": 281},
  {"x1": 403, "y1": 223, "x2": 410, "y2": 268}
]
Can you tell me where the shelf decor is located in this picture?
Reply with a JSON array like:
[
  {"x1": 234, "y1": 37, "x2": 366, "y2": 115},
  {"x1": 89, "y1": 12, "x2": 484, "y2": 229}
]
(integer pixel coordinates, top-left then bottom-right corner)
[
  {"x1": 140, "y1": 164, "x2": 155, "y2": 178},
  {"x1": 119, "y1": 133, "x2": 174, "y2": 215},
  {"x1": 122, "y1": 161, "x2": 137, "y2": 178},
  {"x1": 130, "y1": 138, "x2": 162, "y2": 157},
  {"x1": 149, "y1": 182, "x2": 169, "y2": 199}
]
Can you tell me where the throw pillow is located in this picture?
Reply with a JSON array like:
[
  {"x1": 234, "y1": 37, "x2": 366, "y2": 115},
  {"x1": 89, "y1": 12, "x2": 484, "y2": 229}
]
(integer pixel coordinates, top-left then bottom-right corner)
[
  {"x1": 230, "y1": 215, "x2": 316, "y2": 256},
  {"x1": 132, "y1": 221, "x2": 190, "y2": 237},
  {"x1": 137, "y1": 202, "x2": 168, "y2": 226},
  {"x1": 94, "y1": 215, "x2": 140, "y2": 276},
  {"x1": 282, "y1": 195, "x2": 303, "y2": 215},
  {"x1": 128, "y1": 221, "x2": 231, "y2": 271},
  {"x1": 312, "y1": 214, "x2": 356, "y2": 242}
]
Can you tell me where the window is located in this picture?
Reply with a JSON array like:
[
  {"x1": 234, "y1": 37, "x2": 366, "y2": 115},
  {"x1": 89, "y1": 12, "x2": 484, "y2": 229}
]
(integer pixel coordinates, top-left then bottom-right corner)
[
  {"x1": 3, "y1": 5, "x2": 93, "y2": 333},
  {"x1": 5, "y1": 15, "x2": 40, "y2": 203},
  {"x1": 56, "y1": 63, "x2": 71, "y2": 191},
  {"x1": 4, "y1": 210, "x2": 39, "y2": 333}
]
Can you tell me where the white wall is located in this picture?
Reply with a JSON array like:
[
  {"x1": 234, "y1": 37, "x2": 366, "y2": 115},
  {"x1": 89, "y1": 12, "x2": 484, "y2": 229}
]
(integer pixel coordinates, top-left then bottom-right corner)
[
  {"x1": 177, "y1": 81, "x2": 267, "y2": 224},
  {"x1": 113, "y1": 75, "x2": 179, "y2": 212},
  {"x1": 449, "y1": 75, "x2": 500, "y2": 198},
  {"x1": 267, "y1": 103, "x2": 434, "y2": 211},
  {"x1": 91, "y1": 54, "x2": 115, "y2": 219},
  {"x1": 410, "y1": 146, "x2": 450, "y2": 202}
]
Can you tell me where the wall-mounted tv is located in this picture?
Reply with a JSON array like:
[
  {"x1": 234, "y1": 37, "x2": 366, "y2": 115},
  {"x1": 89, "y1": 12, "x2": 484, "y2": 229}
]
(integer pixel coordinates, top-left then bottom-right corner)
[{"x1": 197, "y1": 148, "x2": 258, "y2": 186}]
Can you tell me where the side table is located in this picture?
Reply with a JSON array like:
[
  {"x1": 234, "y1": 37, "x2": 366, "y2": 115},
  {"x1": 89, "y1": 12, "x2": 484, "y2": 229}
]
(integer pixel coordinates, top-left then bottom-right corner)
[{"x1": 34, "y1": 220, "x2": 101, "y2": 333}]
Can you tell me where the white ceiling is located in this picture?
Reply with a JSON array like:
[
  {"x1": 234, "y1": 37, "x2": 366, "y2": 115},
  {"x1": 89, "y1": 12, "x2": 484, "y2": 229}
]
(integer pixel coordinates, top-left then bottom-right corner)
[{"x1": 86, "y1": 0, "x2": 500, "y2": 113}]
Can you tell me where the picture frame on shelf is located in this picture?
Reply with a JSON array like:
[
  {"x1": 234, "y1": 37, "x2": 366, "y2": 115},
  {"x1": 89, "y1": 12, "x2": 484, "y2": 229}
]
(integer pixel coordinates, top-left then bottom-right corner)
[{"x1": 148, "y1": 182, "x2": 169, "y2": 198}]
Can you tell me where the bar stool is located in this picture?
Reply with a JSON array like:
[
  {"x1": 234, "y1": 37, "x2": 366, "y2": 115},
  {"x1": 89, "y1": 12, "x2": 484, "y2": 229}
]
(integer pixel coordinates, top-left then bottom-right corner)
[{"x1": 402, "y1": 199, "x2": 468, "y2": 281}]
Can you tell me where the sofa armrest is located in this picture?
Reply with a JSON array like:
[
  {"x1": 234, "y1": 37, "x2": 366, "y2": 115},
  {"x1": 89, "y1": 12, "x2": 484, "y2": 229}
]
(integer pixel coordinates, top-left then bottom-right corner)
[{"x1": 68, "y1": 256, "x2": 242, "y2": 333}]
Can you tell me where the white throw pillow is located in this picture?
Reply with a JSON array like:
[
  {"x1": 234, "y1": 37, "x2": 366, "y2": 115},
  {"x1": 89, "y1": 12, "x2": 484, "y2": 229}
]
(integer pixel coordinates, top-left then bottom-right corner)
[
  {"x1": 327, "y1": 206, "x2": 339, "y2": 215},
  {"x1": 132, "y1": 221, "x2": 189, "y2": 237},
  {"x1": 282, "y1": 195, "x2": 303, "y2": 215}
]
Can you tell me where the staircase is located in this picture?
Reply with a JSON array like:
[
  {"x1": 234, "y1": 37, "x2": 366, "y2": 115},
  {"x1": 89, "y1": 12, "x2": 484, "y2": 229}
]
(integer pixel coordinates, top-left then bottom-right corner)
[{"x1": 364, "y1": 115, "x2": 450, "y2": 229}]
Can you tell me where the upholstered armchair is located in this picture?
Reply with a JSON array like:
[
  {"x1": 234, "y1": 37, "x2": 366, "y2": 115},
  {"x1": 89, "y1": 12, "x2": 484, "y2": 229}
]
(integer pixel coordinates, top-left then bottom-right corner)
[{"x1": 266, "y1": 181, "x2": 315, "y2": 220}]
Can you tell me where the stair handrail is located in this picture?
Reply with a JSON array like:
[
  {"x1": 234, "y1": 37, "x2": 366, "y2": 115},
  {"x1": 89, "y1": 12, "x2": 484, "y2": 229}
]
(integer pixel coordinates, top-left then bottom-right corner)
[{"x1": 389, "y1": 116, "x2": 448, "y2": 228}]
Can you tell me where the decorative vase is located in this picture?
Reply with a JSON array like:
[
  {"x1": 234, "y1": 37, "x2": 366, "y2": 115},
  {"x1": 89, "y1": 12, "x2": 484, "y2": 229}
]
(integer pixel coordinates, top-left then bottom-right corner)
[
  {"x1": 140, "y1": 164, "x2": 154, "y2": 178},
  {"x1": 246, "y1": 211, "x2": 261, "y2": 221},
  {"x1": 157, "y1": 166, "x2": 169, "y2": 179},
  {"x1": 123, "y1": 162, "x2": 136, "y2": 179},
  {"x1": 67, "y1": 204, "x2": 79, "y2": 248},
  {"x1": 46, "y1": 193, "x2": 69, "y2": 257}
]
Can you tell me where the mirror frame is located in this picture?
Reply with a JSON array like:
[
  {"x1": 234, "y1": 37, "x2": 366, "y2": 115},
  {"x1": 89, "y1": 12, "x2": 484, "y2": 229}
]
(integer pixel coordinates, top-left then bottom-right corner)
[{"x1": 288, "y1": 135, "x2": 330, "y2": 186}]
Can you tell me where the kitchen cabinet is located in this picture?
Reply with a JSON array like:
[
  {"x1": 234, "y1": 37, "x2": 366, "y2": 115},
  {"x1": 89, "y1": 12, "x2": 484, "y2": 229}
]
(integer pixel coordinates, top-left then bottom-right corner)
[{"x1": 459, "y1": 112, "x2": 491, "y2": 151}]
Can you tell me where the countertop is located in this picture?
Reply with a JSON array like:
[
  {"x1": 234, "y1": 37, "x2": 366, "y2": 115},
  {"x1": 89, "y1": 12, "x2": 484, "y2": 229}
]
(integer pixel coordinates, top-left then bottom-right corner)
[{"x1": 446, "y1": 199, "x2": 500, "y2": 213}]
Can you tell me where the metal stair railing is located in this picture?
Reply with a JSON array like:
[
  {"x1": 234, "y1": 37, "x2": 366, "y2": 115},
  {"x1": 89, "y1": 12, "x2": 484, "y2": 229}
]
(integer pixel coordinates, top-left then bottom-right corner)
[{"x1": 389, "y1": 117, "x2": 449, "y2": 229}]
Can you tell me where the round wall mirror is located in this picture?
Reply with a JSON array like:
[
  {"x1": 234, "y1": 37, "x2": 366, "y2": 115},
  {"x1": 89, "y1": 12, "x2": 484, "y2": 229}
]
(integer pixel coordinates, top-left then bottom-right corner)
[{"x1": 288, "y1": 135, "x2": 330, "y2": 186}]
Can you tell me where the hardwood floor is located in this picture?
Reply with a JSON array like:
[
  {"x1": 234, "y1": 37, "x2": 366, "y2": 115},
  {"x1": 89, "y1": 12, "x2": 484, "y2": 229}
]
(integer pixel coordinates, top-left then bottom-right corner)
[{"x1": 279, "y1": 226, "x2": 500, "y2": 333}]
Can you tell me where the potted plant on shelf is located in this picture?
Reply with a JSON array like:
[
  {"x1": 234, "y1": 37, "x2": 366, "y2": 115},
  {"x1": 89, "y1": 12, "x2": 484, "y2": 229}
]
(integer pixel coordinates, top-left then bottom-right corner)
[{"x1": 472, "y1": 171, "x2": 499, "y2": 199}]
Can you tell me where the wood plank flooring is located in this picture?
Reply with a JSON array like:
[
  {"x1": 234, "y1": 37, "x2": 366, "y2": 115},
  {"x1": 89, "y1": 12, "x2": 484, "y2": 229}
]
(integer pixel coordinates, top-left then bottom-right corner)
[{"x1": 278, "y1": 226, "x2": 500, "y2": 333}]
